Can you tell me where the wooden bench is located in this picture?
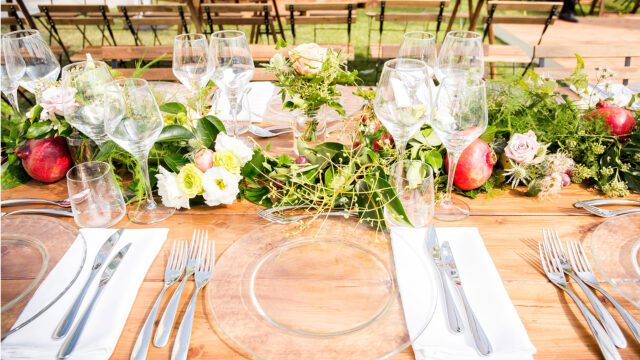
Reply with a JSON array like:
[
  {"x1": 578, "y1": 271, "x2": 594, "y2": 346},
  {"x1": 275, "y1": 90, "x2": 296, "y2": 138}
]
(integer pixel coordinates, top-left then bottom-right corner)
[{"x1": 369, "y1": 43, "x2": 531, "y2": 64}]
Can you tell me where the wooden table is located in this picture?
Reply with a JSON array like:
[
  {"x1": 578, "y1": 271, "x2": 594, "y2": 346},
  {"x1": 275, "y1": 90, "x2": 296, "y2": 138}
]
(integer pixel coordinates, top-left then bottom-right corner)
[{"x1": 2, "y1": 131, "x2": 640, "y2": 359}]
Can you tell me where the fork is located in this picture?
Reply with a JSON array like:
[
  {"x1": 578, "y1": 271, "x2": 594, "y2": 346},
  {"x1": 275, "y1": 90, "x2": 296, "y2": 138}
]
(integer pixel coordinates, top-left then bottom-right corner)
[
  {"x1": 171, "y1": 231, "x2": 215, "y2": 360},
  {"x1": 0, "y1": 197, "x2": 71, "y2": 208},
  {"x1": 538, "y1": 241, "x2": 621, "y2": 360},
  {"x1": 154, "y1": 230, "x2": 204, "y2": 347},
  {"x1": 258, "y1": 205, "x2": 352, "y2": 224},
  {"x1": 566, "y1": 239, "x2": 640, "y2": 344},
  {"x1": 131, "y1": 240, "x2": 187, "y2": 360},
  {"x1": 580, "y1": 203, "x2": 640, "y2": 218},
  {"x1": 544, "y1": 229, "x2": 627, "y2": 348}
]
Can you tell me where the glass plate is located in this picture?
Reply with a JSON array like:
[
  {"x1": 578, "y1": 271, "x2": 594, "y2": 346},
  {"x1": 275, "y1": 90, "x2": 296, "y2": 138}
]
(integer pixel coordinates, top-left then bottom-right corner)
[
  {"x1": 1, "y1": 216, "x2": 86, "y2": 338},
  {"x1": 206, "y1": 217, "x2": 437, "y2": 359},
  {"x1": 590, "y1": 213, "x2": 640, "y2": 309}
]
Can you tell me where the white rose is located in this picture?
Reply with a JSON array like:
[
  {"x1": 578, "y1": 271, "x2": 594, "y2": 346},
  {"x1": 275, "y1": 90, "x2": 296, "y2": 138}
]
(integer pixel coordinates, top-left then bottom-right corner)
[
  {"x1": 39, "y1": 86, "x2": 79, "y2": 116},
  {"x1": 505, "y1": 131, "x2": 543, "y2": 164},
  {"x1": 201, "y1": 167, "x2": 241, "y2": 206},
  {"x1": 289, "y1": 43, "x2": 327, "y2": 75},
  {"x1": 215, "y1": 132, "x2": 253, "y2": 165},
  {"x1": 155, "y1": 166, "x2": 190, "y2": 209}
]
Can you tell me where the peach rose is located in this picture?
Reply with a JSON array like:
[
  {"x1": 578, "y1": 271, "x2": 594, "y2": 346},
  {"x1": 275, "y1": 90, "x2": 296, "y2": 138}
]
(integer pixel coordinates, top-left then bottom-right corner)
[
  {"x1": 289, "y1": 43, "x2": 327, "y2": 75},
  {"x1": 194, "y1": 148, "x2": 214, "y2": 172}
]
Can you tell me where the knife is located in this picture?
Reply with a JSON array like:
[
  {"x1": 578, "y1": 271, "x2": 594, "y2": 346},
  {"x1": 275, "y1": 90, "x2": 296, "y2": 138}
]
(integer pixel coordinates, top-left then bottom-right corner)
[
  {"x1": 53, "y1": 228, "x2": 125, "y2": 339},
  {"x1": 426, "y1": 226, "x2": 464, "y2": 333},
  {"x1": 440, "y1": 241, "x2": 493, "y2": 356},
  {"x1": 574, "y1": 199, "x2": 640, "y2": 208},
  {"x1": 57, "y1": 243, "x2": 132, "y2": 359}
]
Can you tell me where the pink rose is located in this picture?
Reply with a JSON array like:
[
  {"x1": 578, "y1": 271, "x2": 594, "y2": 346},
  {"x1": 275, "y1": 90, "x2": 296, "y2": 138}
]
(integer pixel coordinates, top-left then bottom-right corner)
[
  {"x1": 289, "y1": 43, "x2": 327, "y2": 75},
  {"x1": 40, "y1": 86, "x2": 79, "y2": 116},
  {"x1": 505, "y1": 131, "x2": 542, "y2": 164},
  {"x1": 194, "y1": 148, "x2": 214, "y2": 172}
]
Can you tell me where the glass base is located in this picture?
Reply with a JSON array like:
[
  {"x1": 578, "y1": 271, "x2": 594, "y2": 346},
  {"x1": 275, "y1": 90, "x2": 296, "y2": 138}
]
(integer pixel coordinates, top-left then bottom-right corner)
[
  {"x1": 435, "y1": 197, "x2": 470, "y2": 221},
  {"x1": 127, "y1": 200, "x2": 175, "y2": 225}
]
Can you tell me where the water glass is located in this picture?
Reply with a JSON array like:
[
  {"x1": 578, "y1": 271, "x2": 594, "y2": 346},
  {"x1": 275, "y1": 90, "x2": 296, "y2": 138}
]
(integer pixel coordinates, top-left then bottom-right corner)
[
  {"x1": 173, "y1": 33, "x2": 213, "y2": 92},
  {"x1": 66, "y1": 161, "x2": 126, "y2": 228},
  {"x1": 0, "y1": 37, "x2": 26, "y2": 112},
  {"x1": 436, "y1": 30, "x2": 484, "y2": 81},
  {"x1": 398, "y1": 31, "x2": 437, "y2": 77},
  {"x1": 384, "y1": 160, "x2": 435, "y2": 229}
]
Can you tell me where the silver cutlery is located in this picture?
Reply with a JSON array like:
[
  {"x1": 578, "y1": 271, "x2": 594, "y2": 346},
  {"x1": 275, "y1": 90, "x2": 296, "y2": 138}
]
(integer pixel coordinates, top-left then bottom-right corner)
[
  {"x1": 574, "y1": 199, "x2": 640, "y2": 208},
  {"x1": 579, "y1": 203, "x2": 640, "y2": 218},
  {"x1": 426, "y1": 226, "x2": 464, "y2": 333},
  {"x1": 131, "y1": 240, "x2": 187, "y2": 360},
  {"x1": 566, "y1": 239, "x2": 640, "y2": 344},
  {"x1": 1, "y1": 209, "x2": 74, "y2": 217},
  {"x1": 154, "y1": 230, "x2": 204, "y2": 347},
  {"x1": 57, "y1": 243, "x2": 132, "y2": 359},
  {"x1": 539, "y1": 240, "x2": 621, "y2": 360},
  {"x1": 53, "y1": 228, "x2": 125, "y2": 339},
  {"x1": 543, "y1": 229, "x2": 627, "y2": 348},
  {"x1": 0, "y1": 197, "x2": 71, "y2": 208},
  {"x1": 440, "y1": 241, "x2": 493, "y2": 356},
  {"x1": 171, "y1": 231, "x2": 215, "y2": 360},
  {"x1": 258, "y1": 205, "x2": 352, "y2": 224},
  {"x1": 248, "y1": 124, "x2": 292, "y2": 138}
]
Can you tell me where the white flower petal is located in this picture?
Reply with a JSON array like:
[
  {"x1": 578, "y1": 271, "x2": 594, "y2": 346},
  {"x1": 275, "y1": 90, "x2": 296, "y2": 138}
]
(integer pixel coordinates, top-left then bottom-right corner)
[{"x1": 156, "y1": 166, "x2": 190, "y2": 209}]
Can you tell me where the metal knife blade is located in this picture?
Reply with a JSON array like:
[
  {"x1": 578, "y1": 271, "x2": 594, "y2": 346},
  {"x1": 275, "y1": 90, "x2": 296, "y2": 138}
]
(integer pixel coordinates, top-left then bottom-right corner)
[
  {"x1": 426, "y1": 226, "x2": 442, "y2": 263},
  {"x1": 440, "y1": 241, "x2": 462, "y2": 284},
  {"x1": 98, "y1": 242, "x2": 132, "y2": 287},
  {"x1": 93, "y1": 228, "x2": 125, "y2": 271}
]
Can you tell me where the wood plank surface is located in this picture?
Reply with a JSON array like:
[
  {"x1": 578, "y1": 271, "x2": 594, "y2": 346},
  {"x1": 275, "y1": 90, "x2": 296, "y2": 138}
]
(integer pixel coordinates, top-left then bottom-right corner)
[{"x1": 369, "y1": 43, "x2": 531, "y2": 63}]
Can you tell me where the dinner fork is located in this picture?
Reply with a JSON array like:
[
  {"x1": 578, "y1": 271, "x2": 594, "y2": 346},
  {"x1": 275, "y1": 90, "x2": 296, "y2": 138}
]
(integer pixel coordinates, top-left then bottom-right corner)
[
  {"x1": 580, "y1": 203, "x2": 640, "y2": 218},
  {"x1": 538, "y1": 241, "x2": 621, "y2": 360},
  {"x1": 131, "y1": 240, "x2": 187, "y2": 360},
  {"x1": 154, "y1": 230, "x2": 204, "y2": 347},
  {"x1": 171, "y1": 232, "x2": 215, "y2": 360},
  {"x1": 566, "y1": 239, "x2": 640, "y2": 344},
  {"x1": 258, "y1": 205, "x2": 352, "y2": 224},
  {"x1": 544, "y1": 229, "x2": 626, "y2": 348}
]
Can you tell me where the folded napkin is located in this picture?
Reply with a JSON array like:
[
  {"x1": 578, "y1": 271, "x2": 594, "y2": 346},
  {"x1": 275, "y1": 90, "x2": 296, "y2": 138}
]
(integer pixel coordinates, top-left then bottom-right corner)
[
  {"x1": 391, "y1": 227, "x2": 536, "y2": 360},
  {"x1": 212, "y1": 82, "x2": 275, "y2": 122},
  {"x1": 2, "y1": 228, "x2": 168, "y2": 360}
]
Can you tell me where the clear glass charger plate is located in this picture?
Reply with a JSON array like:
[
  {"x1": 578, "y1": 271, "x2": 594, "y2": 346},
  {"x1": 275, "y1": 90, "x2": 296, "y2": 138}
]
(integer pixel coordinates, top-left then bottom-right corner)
[
  {"x1": 1, "y1": 216, "x2": 86, "y2": 339},
  {"x1": 206, "y1": 217, "x2": 438, "y2": 359},
  {"x1": 590, "y1": 213, "x2": 640, "y2": 309}
]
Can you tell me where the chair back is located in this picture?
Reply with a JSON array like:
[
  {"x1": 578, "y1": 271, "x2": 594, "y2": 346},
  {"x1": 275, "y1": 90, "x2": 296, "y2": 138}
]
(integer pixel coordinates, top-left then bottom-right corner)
[
  {"x1": 201, "y1": 3, "x2": 274, "y2": 40},
  {"x1": 1, "y1": 2, "x2": 28, "y2": 29},
  {"x1": 284, "y1": 2, "x2": 357, "y2": 45},
  {"x1": 117, "y1": 4, "x2": 190, "y2": 45},
  {"x1": 483, "y1": 1, "x2": 563, "y2": 45},
  {"x1": 369, "y1": 0, "x2": 449, "y2": 40}
]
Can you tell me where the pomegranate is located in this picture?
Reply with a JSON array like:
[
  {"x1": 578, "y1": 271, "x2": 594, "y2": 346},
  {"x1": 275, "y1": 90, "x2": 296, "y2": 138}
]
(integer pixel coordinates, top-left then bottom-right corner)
[
  {"x1": 586, "y1": 101, "x2": 636, "y2": 138},
  {"x1": 15, "y1": 137, "x2": 72, "y2": 183},
  {"x1": 353, "y1": 112, "x2": 394, "y2": 152},
  {"x1": 445, "y1": 139, "x2": 496, "y2": 191}
]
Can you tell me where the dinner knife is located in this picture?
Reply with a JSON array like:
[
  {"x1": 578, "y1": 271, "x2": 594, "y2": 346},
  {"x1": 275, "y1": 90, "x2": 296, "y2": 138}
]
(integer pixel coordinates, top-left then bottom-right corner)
[
  {"x1": 440, "y1": 241, "x2": 493, "y2": 356},
  {"x1": 426, "y1": 226, "x2": 464, "y2": 333},
  {"x1": 57, "y1": 243, "x2": 132, "y2": 360},
  {"x1": 53, "y1": 228, "x2": 125, "y2": 339}
]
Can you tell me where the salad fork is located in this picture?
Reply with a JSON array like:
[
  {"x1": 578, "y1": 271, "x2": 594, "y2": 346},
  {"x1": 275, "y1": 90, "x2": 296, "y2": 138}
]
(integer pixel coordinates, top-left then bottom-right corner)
[
  {"x1": 131, "y1": 240, "x2": 187, "y2": 360},
  {"x1": 171, "y1": 232, "x2": 215, "y2": 360},
  {"x1": 538, "y1": 240, "x2": 620, "y2": 360},
  {"x1": 154, "y1": 230, "x2": 204, "y2": 347},
  {"x1": 580, "y1": 203, "x2": 640, "y2": 218},
  {"x1": 566, "y1": 239, "x2": 640, "y2": 344},
  {"x1": 544, "y1": 229, "x2": 626, "y2": 348},
  {"x1": 258, "y1": 205, "x2": 352, "y2": 224}
]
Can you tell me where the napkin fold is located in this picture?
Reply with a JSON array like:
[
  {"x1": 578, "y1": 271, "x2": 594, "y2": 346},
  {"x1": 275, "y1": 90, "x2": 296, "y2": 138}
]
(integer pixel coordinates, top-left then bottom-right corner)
[
  {"x1": 212, "y1": 82, "x2": 274, "y2": 122},
  {"x1": 391, "y1": 227, "x2": 536, "y2": 360},
  {"x1": 2, "y1": 228, "x2": 168, "y2": 360}
]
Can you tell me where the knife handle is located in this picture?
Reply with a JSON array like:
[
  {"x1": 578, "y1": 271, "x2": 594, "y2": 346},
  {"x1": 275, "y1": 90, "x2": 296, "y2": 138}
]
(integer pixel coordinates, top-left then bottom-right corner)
[
  {"x1": 57, "y1": 287, "x2": 104, "y2": 359},
  {"x1": 438, "y1": 268, "x2": 464, "y2": 333},
  {"x1": 456, "y1": 286, "x2": 493, "y2": 356},
  {"x1": 53, "y1": 271, "x2": 98, "y2": 339}
]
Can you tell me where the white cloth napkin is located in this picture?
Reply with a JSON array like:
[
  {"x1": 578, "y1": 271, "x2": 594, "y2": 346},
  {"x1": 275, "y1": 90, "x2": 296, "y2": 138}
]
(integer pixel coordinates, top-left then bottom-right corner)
[
  {"x1": 2, "y1": 228, "x2": 168, "y2": 360},
  {"x1": 212, "y1": 82, "x2": 274, "y2": 122},
  {"x1": 391, "y1": 227, "x2": 536, "y2": 360}
]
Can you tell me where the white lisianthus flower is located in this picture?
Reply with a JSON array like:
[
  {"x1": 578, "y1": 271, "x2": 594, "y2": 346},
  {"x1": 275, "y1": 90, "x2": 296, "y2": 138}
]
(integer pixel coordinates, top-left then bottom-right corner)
[
  {"x1": 39, "y1": 86, "x2": 79, "y2": 116},
  {"x1": 215, "y1": 132, "x2": 253, "y2": 165},
  {"x1": 155, "y1": 166, "x2": 190, "y2": 209},
  {"x1": 201, "y1": 167, "x2": 241, "y2": 206}
]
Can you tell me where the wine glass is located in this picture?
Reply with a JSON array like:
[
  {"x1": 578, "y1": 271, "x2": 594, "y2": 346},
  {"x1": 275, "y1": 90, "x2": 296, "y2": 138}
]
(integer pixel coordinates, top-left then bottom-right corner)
[
  {"x1": 373, "y1": 58, "x2": 432, "y2": 157},
  {"x1": 384, "y1": 160, "x2": 435, "y2": 229},
  {"x1": 61, "y1": 60, "x2": 114, "y2": 147},
  {"x1": 432, "y1": 76, "x2": 488, "y2": 221},
  {"x1": 210, "y1": 30, "x2": 255, "y2": 138},
  {"x1": 173, "y1": 33, "x2": 213, "y2": 113},
  {"x1": 435, "y1": 30, "x2": 484, "y2": 81},
  {"x1": 103, "y1": 78, "x2": 175, "y2": 224},
  {"x1": 3, "y1": 29, "x2": 60, "y2": 95},
  {"x1": 0, "y1": 37, "x2": 26, "y2": 112},
  {"x1": 398, "y1": 31, "x2": 437, "y2": 78}
]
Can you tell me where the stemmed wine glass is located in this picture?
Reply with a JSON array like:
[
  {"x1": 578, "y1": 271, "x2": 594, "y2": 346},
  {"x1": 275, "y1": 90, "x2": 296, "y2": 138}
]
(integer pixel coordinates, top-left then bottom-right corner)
[
  {"x1": 435, "y1": 31, "x2": 484, "y2": 81},
  {"x1": 373, "y1": 58, "x2": 432, "y2": 157},
  {"x1": 173, "y1": 33, "x2": 213, "y2": 114},
  {"x1": 431, "y1": 76, "x2": 488, "y2": 221},
  {"x1": 210, "y1": 30, "x2": 255, "y2": 138},
  {"x1": 61, "y1": 60, "x2": 114, "y2": 147},
  {"x1": 3, "y1": 29, "x2": 60, "y2": 95},
  {"x1": 0, "y1": 37, "x2": 26, "y2": 112},
  {"x1": 103, "y1": 78, "x2": 175, "y2": 224},
  {"x1": 398, "y1": 31, "x2": 437, "y2": 77}
]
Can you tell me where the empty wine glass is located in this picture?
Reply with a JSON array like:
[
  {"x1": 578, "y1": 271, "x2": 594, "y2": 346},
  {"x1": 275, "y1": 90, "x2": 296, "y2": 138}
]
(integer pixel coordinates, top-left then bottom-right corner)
[
  {"x1": 398, "y1": 31, "x2": 437, "y2": 77},
  {"x1": 3, "y1": 29, "x2": 60, "y2": 95},
  {"x1": 103, "y1": 78, "x2": 175, "y2": 224},
  {"x1": 61, "y1": 60, "x2": 114, "y2": 147},
  {"x1": 0, "y1": 37, "x2": 26, "y2": 112},
  {"x1": 432, "y1": 76, "x2": 488, "y2": 221},
  {"x1": 436, "y1": 30, "x2": 484, "y2": 81},
  {"x1": 173, "y1": 33, "x2": 213, "y2": 112},
  {"x1": 384, "y1": 160, "x2": 435, "y2": 229},
  {"x1": 373, "y1": 58, "x2": 432, "y2": 157},
  {"x1": 210, "y1": 30, "x2": 255, "y2": 138}
]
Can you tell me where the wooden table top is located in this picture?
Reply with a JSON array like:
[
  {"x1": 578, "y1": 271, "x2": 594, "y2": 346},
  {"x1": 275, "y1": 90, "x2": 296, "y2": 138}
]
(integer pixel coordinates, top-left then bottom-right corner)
[{"x1": 2, "y1": 131, "x2": 639, "y2": 359}]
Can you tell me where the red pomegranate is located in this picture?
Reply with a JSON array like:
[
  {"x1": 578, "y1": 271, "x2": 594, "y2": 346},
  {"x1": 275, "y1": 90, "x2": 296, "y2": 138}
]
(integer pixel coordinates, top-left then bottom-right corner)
[
  {"x1": 586, "y1": 101, "x2": 636, "y2": 139},
  {"x1": 445, "y1": 139, "x2": 496, "y2": 191},
  {"x1": 15, "y1": 137, "x2": 73, "y2": 183}
]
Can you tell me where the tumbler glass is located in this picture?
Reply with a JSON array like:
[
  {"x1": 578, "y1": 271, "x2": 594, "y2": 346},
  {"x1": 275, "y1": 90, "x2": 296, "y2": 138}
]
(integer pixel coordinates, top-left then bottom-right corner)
[{"x1": 384, "y1": 160, "x2": 435, "y2": 229}]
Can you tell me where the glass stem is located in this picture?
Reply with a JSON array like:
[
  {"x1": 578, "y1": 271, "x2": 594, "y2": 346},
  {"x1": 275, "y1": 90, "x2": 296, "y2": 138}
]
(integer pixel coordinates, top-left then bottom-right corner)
[
  {"x1": 6, "y1": 89, "x2": 19, "y2": 113},
  {"x1": 137, "y1": 153, "x2": 157, "y2": 210},
  {"x1": 443, "y1": 152, "x2": 460, "y2": 206},
  {"x1": 229, "y1": 96, "x2": 239, "y2": 138},
  {"x1": 396, "y1": 140, "x2": 407, "y2": 159}
]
